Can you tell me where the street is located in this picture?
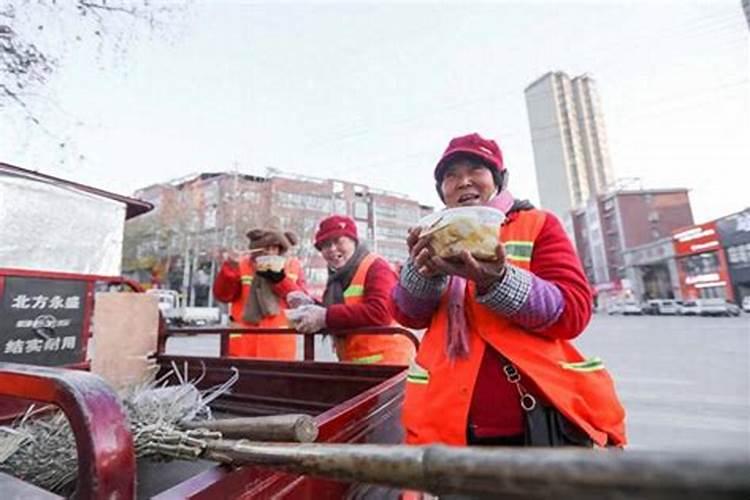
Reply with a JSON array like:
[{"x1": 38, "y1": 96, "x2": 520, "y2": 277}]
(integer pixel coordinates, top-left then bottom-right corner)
[
  {"x1": 576, "y1": 313, "x2": 749, "y2": 454},
  {"x1": 166, "y1": 314, "x2": 750, "y2": 454}
]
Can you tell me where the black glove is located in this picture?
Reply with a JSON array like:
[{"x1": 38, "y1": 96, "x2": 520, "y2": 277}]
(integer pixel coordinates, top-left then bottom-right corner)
[{"x1": 256, "y1": 269, "x2": 286, "y2": 284}]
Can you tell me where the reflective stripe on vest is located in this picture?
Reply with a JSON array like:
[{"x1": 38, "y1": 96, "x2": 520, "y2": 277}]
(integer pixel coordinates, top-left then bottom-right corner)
[
  {"x1": 406, "y1": 361, "x2": 429, "y2": 384},
  {"x1": 352, "y1": 353, "x2": 384, "y2": 364},
  {"x1": 241, "y1": 275, "x2": 254, "y2": 285},
  {"x1": 337, "y1": 253, "x2": 413, "y2": 365},
  {"x1": 560, "y1": 357, "x2": 605, "y2": 372},
  {"x1": 504, "y1": 240, "x2": 534, "y2": 263},
  {"x1": 343, "y1": 285, "x2": 365, "y2": 298}
]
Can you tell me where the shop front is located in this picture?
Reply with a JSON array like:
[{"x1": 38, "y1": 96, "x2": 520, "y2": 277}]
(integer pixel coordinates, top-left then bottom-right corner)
[
  {"x1": 672, "y1": 222, "x2": 733, "y2": 301},
  {"x1": 716, "y1": 209, "x2": 750, "y2": 305}
]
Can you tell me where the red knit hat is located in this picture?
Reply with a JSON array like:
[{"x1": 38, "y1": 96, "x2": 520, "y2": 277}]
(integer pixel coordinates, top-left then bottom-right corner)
[
  {"x1": 314, "y1": 215, "x2": 358, "y2": 249},
  {"x1": 434, "y1": 133, "x2": 505, "y2": 181}
]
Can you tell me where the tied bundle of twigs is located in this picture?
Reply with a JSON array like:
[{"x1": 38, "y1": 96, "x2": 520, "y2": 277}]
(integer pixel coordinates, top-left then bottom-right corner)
[{"x1": 0, "y1": 361, "x2": 239, "y2": 494}]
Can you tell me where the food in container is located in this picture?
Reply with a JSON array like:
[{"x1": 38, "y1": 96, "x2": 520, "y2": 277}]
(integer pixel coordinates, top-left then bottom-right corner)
[
  {"x1": 255, "y1": 255, "x2": 287, "y2": 273},
  {"x1": 418, "y1": 206, "x2": 505, "y2": 261}
]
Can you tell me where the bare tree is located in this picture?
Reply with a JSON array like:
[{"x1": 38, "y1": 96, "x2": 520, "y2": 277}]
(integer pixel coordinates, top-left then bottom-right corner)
[{"x1": 1, "y1": 1, "x2": 182, "y2": 124}]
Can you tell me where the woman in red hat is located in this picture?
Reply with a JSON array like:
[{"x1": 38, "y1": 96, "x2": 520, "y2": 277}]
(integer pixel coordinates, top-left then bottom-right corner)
[
  {"x1": 212, "y1": 225, "x2": 305, "y2": 360},
  {"x1": 392, "y1": 133, "x2": 626, "y2": 448},
  {"x1": 290, "y1": 214, "x2": 415, "y2": 365}
]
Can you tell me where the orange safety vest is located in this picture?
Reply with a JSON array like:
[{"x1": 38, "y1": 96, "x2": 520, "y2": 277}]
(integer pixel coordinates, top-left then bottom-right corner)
[
  {"x1": 402, "y1": 209, "x2": 627, "y2": 447},
  {"x1": 335, "y1": 253, "x2": 416, "y2": 365},
  {"x1": 228, "y1": 257, "x2": 301, "y2": 360}
]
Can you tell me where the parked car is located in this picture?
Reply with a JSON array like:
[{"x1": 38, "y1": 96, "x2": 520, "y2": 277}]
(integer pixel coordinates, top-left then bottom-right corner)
[
  {"x1": 679, "y1": 299, "x2": 741, "y2": 317},
  {"x1": 726, "y1": 301, "x2": 741, "y2": 317},
  {"x1": 146, "y1": 288, "x2": 221, "y2": 326},
  {"x1": 622, "y1": 299, "x2": 643, "y2": 315},
  {"x1": 699, "y1": 298, "x2": 739, "y2": 317},
  {"x1": 678, "y1": 300, "x2": 700, "y2": 316},
  {"x1": 647, "y1": 299, "x2": 681, "y2": 315},
  {"x1": 742, "y1": 296, "x2": 750, "y2": 313},
  {"x1": 606, "y1": 302, "x2": 623, "y2": 315},
  {"x1": 642, "y1": 300, "x2": 659, "y2": 315}
]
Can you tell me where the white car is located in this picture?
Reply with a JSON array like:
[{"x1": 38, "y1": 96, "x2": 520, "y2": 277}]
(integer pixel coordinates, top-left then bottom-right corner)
[
  {"x1": 606, "y1": 302, "x2": 623, "y2": 315},
  {"x1": 146, "y1": 288, "x2": 221, "y2": 326},
  {"x1": 742, "y1": 296, "x2": 750, "y2": 313},
  {"x1": 725, "y1": 301, "x2": 741, "y2": 317},
  {"x1": 646, "y1": 299, "x2": 680, "y2": 315},
  {"x1": 679, "y1": 299, "x2": 741, "y2": 317},
  {"x1": 622, "y1": 300, "x2": 643, "y2": 315},
  {"x1": 678, "y1": 300, "x2": 700, "y2": 316},
  {"x1": 657, "y1": 299, "x2": 681, "y2": 315}
]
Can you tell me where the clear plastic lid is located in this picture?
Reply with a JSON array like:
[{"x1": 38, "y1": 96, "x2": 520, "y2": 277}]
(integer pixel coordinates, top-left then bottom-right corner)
[
  {"x1": 255, "y1": 255, "x2": 287, "y2": 272},
  {"x1": 418, "y1": 206, "x2": 505, "y2": 261}
]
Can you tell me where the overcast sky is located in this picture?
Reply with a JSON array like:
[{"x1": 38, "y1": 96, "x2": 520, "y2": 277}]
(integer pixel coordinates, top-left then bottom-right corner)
[{"x1": 2, "y1": 0, "x2": 748, "y2": 222}]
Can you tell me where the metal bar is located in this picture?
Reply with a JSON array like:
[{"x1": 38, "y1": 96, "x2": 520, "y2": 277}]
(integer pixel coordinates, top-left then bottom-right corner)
[
  {"x1": 162, "y1": 326, "x2": 420, "y2": 352},
  {"x1": 0, "y1": 363, "x2": 136, "y2": 500},
  {"x1": 0, "y1": 267, "x2": 140, "y2": 284},
  {"x1": 304, "y1": 334, "x2": 315, "y2": 361}
]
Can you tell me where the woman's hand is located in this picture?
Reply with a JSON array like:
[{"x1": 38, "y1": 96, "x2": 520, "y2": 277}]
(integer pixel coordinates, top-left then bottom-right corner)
[
  {"x1": 222, "y1": 249, "x2": 244, "y2": 269},
  {"x1": 407, "y1": 227, "x2": 443, "y2": 278},
  {"x1": 431, "y1": 245, "x2": 507, "y2": 293},
  {"x1": 286, "y1": 291, "x2": 315, "y2": 309},
  {"x1": 294, "y1": 305, "x2": 327, "y2": 333}
]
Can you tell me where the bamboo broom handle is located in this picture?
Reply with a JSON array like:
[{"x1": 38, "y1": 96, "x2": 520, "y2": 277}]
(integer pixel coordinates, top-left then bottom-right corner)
[
  {"x1": 181, "y1": 414, "x2": 318, "y2": 443},
  {"x1": 199, "y1": 441, "x2": 750, "y2": 500}
]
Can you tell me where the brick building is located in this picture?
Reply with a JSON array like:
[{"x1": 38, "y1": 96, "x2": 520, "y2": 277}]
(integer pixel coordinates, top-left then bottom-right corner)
[
  {"x1": 570, "y1": 188, "x2": 694, "y2": 300},
  {"x1": 123, "y1": 170, "x2": 431, "y2": 305}
]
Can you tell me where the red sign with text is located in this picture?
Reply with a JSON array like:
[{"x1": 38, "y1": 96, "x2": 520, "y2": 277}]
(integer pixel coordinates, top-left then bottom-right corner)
[{"x1": 672, "y1": 222, "x2": 721, "y2": 257}]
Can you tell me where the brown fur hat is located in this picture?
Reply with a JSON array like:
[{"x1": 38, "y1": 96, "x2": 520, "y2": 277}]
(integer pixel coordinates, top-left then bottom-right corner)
[{"x1": 246, "y1": 228, "x2": 299, "y2": 254}]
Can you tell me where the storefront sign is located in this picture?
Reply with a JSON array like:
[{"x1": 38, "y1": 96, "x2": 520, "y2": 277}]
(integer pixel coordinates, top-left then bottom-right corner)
[
  {"x1": 716, "y1": 209, "x2": 750, "y2": 248},
  {"x1": 0, "y1": 276, "x2": 87, "y2": 366},
  {"x1": 673, "y1": 222, "x2": 721, "y2": 256}
]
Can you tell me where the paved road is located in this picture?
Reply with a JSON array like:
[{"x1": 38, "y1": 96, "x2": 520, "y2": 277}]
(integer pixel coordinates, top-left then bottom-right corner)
[
  {"x1": 575, "y1": 313, "x2": 749, "y2": 454},
  {"x1": 166, "y1": 314, "x2": 750, "y2": 453}
]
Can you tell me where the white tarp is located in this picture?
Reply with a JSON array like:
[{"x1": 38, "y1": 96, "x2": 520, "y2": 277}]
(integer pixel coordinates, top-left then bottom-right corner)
[{"x1": 0, "y1": 173, "x2": 126, "y2": 275}]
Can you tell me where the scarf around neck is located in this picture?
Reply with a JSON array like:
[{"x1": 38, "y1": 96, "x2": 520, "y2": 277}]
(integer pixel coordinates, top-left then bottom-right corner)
[
  {"x1": 243, "y1": 262, "x2": 281, "y2": 324},
  {"x1": 445, "y1": 190, "x2": 516, "y2": 360},
  {"x1": 322, "y1": 244, "x2": 370, "y2": 307}
]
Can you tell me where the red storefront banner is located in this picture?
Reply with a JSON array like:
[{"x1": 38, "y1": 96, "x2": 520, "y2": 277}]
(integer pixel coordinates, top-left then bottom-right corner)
[
  {"x1": 672, "y1": 222, "x2": 733, "y2": 300},
  {"x1": 672, "y1": 222, "x2": 720, "y2": 256}
]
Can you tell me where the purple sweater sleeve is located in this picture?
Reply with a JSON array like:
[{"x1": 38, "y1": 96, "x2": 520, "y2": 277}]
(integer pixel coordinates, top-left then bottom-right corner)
[
  {"x1": 476, "y1": 263, "x2": 564, "y2": 333},
  {"x1": 391, "y1": 260, "x2": 447, "y2": 328}
]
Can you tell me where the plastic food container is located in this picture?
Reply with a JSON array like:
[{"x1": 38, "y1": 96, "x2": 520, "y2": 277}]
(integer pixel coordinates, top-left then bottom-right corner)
[
  {"x1": 418, "y1": 206, "x2": 505, "y2": 261},
  {"x1": 255, "y1": 255, "x2": 287, "y2": 272}
]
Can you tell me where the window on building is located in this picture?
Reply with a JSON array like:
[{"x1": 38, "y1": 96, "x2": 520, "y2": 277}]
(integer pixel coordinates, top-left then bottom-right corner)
[
  {"x1": 727, "y1": 243, "x2": 750, "y2": 266},
  {"x1": 204, "y1": 206, "x2": 217, "y2": 229},
  {"x1": 274, "y1": 192, "x2": 332, "y2": 212},
  {"x1": 334, "y1": 198, "x2": 347, "y2": 214},
  {"x1": 353, "y1": 201, "x2": 368, "y2": 220},
  {"x1": 375, "y1": 224, "x2": 409, "y2": 240},
  {"x1": 355, "y1": 221, "x2": 369, "y2": 240},
  {"x1": 374, "y1": 202, "x2": 397, "y2": 220},
  {"x1": 699, "y1": 286, "x2": 725, "y2": 299},
  {"x1": 680, "y1": 252, "x2": 720, "y2": 276}
]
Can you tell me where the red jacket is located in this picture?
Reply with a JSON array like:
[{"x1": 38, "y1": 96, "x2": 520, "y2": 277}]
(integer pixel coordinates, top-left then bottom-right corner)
[
  {"x1": 213, "y1": 260, "x2": 307, "y2": 310},
  {"x1": 325, "y1": 256, "x2": 397, "y2": 329}
]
